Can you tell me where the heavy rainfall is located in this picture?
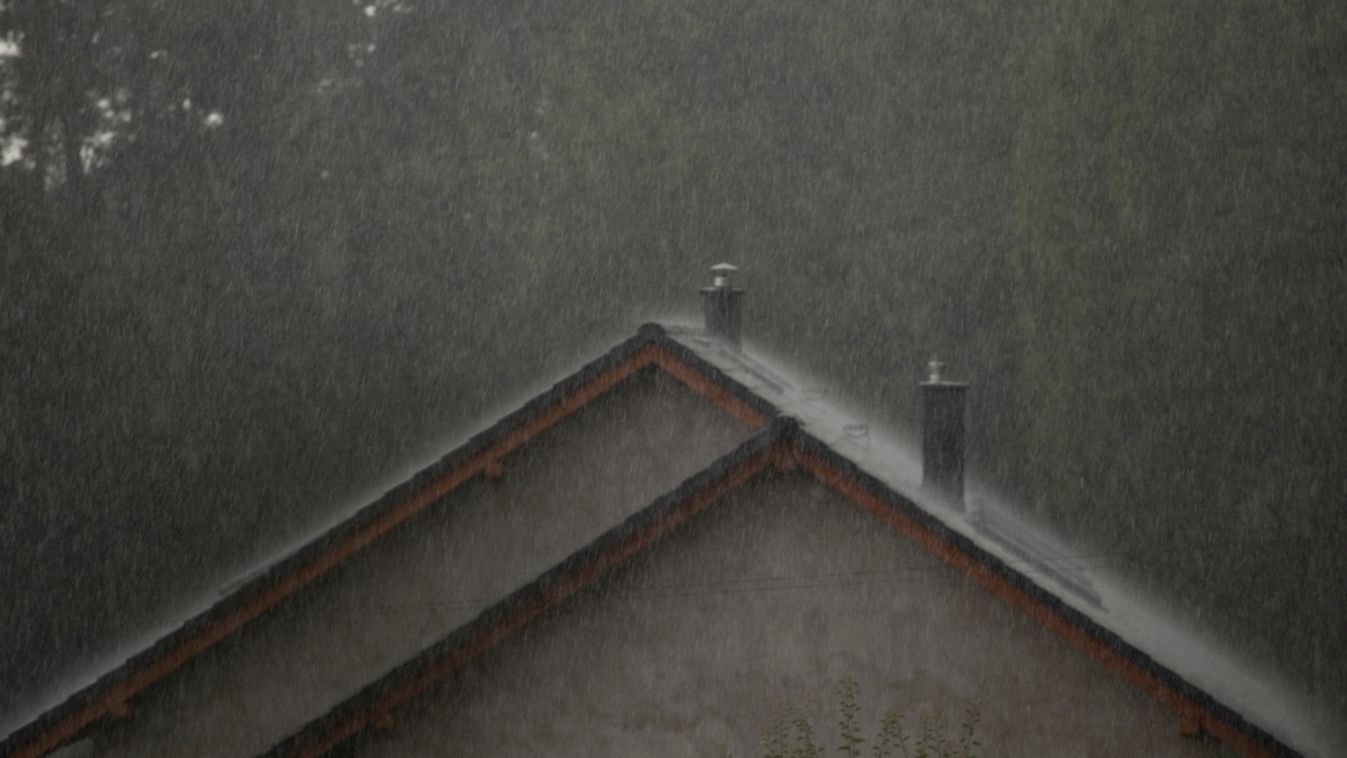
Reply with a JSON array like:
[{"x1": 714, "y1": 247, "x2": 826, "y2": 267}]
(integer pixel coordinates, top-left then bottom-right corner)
[{"x1": 1, "y1": 1, "x2": 1344, "y2": 756}]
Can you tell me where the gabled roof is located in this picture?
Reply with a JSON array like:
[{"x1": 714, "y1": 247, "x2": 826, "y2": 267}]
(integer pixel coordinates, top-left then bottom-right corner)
[
  {"x1": 1, "y1": 324, "x2": 1326, "y2": 757},
  {"x1": 257, "y1": 330, "x2": 1314, "y2": 758},
  {"x1": 1, "y1": 325, "x2": 769, "y2": 758}
]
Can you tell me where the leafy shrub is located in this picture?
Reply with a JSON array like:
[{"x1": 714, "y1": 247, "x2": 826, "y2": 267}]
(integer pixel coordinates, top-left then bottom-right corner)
[{"x1": 717, "y1": 674, "x2": 983, "y2": 758}]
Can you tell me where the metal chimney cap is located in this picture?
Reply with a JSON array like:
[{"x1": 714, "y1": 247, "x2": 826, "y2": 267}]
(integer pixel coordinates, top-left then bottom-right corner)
[
  {"x1": 709, "y1": 263, "x2": 739, "y2": 288},
  {"x1": 921, "y1": 355, "x2": 967, "y2": 388},
  {"x1": 927, "y1": 355, "x2": 945, "y2": 383}
]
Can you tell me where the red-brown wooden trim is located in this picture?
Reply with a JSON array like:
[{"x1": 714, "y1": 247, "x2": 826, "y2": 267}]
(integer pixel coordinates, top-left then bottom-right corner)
[
  {"x1": 651, "y1": 348, "x2": 770, "y2": 428},
  {"x1": 483, "y1": 461, "x2": 506, "y2": 481},
  {"x1": 105, "y1": 702, "x2": 132, "y2": 722},
  {"x1": 287, "y1": 445, "x2": 776, "y2": 758},
  {"x1": 793, "y1": 447, "x2": 1278, "y2": 758},
  {"x1": 13, "y1": 339, "x2": 767, "y2": 758}
]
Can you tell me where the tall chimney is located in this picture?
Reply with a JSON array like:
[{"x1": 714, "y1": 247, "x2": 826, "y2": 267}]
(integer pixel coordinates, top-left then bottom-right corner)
[
  {"x1": 920, "y1": 356, "x2": 967, "y2": 511},
  {"x1": 701, "y1": 263, "x2": 745, "y2": 349}
]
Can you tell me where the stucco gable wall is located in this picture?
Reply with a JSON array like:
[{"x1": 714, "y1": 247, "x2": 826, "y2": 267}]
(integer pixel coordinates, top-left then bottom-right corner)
[
  {"x1": 350, "y1": 475, "x2": 1222, "y2": 758},
  {"x1": 85, "y1": 367, "x2": 752, "y2": 757}
]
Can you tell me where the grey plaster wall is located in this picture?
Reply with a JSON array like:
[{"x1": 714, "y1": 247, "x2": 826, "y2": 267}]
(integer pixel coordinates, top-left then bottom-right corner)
[
  {"x1": 352, "y1": 475, "x2": 1224, "y2": 758},
  {"x1": 87, "y1": 367, "x2": 751, "y2": 757}
]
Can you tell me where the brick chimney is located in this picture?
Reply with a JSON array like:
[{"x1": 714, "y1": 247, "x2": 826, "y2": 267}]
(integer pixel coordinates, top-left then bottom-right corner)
[
  {"x1": 701, "y1": 263, "x2": 745, "y2": 350},
  {"x1": 920, "y1": 356, "x2": 967, "y2": 511}
]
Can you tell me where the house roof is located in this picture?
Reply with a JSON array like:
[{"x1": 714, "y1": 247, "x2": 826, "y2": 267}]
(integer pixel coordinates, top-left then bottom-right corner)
[
  {"x1": 1, "y1": 323, "x2": 1329, "y2": 757},
  {"x1": 0, "y1": 325, "x2": 768, "y2": 758}
]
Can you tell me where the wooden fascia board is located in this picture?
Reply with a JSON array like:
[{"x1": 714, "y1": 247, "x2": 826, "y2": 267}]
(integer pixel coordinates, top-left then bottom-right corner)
[
  {"x1": 4, "y1": 334, "x2": 769, "y2": 758},
  {"x1": 789, "y1": 442, "x2": 1295, "y2": 758},
  {"x1": 650, "y1": 346, "x2": 769, "y2": 428}
]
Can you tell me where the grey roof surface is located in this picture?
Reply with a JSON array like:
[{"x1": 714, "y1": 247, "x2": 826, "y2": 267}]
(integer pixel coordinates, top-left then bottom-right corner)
[
  {"x1": 4, "y1": 322, "x2": 1335, "y2": 757},
  {"x1": 662, "y1": 324, "x2": 1334, "y2": 758},
  {"x1": 268, "y1": 323, "x2": 1335, "y2": 757}
]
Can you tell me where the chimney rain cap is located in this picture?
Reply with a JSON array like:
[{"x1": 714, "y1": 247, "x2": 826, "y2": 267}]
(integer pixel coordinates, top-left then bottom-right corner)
[
  {"x1": 927, "y1": 355, "x2": 945, "y2": 383},
  {"x1": 709, "y1": 263, "x2": 739, "y2": 288}
]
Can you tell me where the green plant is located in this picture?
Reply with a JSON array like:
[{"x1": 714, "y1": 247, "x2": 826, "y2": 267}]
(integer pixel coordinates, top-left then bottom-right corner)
[
  {"x1": 734, "y1": 676, "x2": 983, "y2": 758},
  {"x1": 837, "y1": 674, "x2": 865, "y2": 757},
  {"x1": 871, "y1": 706, "x2": 908, "y2": 758}
]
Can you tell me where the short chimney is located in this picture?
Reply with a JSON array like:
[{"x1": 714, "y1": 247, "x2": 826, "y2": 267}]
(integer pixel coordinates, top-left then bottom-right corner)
[
  {"x1": 920, "y1": 356, "x2": 967, "y2": 511},
  {"x1": 701, "y1": 263, "x2": 745, "y2": 349}
]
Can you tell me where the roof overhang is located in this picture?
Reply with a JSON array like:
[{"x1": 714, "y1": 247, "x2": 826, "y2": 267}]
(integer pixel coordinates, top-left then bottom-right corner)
[
  {"x1": 264, "y1": 418, "x2": 1301, "y2": 757},
  {"x1": 2, "y1": 324, "x2": 1309, "y2": 758}
]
